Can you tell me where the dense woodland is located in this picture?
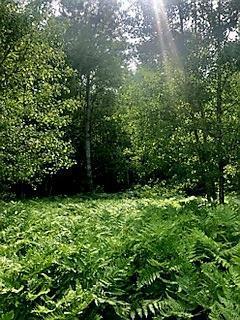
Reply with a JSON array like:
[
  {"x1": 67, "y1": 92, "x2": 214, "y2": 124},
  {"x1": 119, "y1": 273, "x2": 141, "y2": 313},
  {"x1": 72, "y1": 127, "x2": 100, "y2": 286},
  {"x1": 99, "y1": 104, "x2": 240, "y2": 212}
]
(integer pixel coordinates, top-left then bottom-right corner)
[
  {"x1": 1, "y1": 0, "x2": 239, "y2": 201},
  {"x1": 1, "y1": 1, "x2": 240, "y2": 319}
]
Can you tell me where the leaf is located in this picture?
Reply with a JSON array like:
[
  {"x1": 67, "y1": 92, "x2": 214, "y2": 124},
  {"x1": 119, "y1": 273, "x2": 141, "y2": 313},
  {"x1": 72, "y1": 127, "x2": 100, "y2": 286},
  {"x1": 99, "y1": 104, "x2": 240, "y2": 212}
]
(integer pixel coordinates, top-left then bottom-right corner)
[{"x1": 0, "y1": 311, "x2": 14, "y2": 320}]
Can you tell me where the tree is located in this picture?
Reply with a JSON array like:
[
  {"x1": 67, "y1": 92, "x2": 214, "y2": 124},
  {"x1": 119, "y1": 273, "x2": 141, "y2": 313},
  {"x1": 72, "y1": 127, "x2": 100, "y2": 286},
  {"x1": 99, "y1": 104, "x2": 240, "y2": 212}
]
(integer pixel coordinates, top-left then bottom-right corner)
[
  {"x1": 59, "y1": 0, "x2": 127, "y2": 191},
  {"x1": 119, "y1": 66, "x2": 184, "y2": 185},
  {"x1": 129, "y1": 0, "x2": 240, "y2": 202},
  {"x1": 0, "y1": 1, "x2": 77, "y2": 193},
  {"x1": 178, "y1": 0, "x2": 240, "y2": 203}
]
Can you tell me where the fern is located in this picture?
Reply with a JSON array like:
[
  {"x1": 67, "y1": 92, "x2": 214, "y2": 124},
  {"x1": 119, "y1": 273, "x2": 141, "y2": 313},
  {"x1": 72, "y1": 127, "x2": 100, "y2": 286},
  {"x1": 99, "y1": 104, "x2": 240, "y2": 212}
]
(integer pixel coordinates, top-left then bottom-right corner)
[{"x1": 0, "y1": 194, "x2": 239, "y2": 319}]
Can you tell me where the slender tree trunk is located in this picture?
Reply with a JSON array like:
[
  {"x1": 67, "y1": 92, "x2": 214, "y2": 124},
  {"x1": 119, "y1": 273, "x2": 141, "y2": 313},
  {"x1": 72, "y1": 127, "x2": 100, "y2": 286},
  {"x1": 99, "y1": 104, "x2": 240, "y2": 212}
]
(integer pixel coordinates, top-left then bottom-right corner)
[
  {"x1": 216, "y1": 72, "x2": 224, "y2": 204},
  {"x1": 216, "y1": 0, "x2": 225, "y2": 204},
  {"x1": 218, "y1": 160, "x2": 224, "y2": 204},
  {"x1": 178, "y1": 4, "x2": 184, "y2": 34},
  {"x1": 192, "y1": 126, "x2": 216, "y2": 201},
  {"x1": 85, "y1": 73, "x2": 93, "y2": 191},
  {"x1": 193, "y1": 0, "x2": 197, "y2": 34}
]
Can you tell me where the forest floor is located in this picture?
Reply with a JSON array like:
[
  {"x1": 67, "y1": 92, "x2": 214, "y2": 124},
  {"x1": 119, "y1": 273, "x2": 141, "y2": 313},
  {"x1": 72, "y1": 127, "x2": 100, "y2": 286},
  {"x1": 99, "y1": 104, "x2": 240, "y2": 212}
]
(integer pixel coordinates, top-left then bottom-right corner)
[{"x1": 1, "y1": 192, "x2": 240, "y2": 319}]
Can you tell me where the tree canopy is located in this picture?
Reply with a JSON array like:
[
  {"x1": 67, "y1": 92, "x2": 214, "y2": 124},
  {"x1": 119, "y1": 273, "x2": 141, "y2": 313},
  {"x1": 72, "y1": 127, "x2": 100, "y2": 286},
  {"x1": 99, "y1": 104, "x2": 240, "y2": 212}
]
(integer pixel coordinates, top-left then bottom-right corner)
[{"x1": 0, "y1": 0, "x2": 239, "y2": 200}]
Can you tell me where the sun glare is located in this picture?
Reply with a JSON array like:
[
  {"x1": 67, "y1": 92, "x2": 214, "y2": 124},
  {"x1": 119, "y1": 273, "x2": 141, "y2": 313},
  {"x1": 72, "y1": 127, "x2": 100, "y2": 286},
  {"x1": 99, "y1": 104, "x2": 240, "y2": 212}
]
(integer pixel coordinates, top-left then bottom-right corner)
[
  {"x1": 151, "y1": 0, "x2": 182, "y2": 76},
  {"x1": 152, "y1": 0, "x2": 178, "y2": 59}
]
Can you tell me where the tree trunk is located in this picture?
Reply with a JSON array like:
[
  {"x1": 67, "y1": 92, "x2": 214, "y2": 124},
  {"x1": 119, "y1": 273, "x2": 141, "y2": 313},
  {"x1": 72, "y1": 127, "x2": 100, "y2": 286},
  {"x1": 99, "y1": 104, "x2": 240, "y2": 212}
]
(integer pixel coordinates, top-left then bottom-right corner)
[
  {"x1": 85, "y1": 73, "x2": 93, "y2": 191},
  {"x1": 216, "y1": 0, "x2": 225, "y2": 204},
  {"x1": 216, "y1": 73, "x2": 225, "y2": 204},
  {"x1": 218, "y1": 161, "x2": 224, "y2": 204},
  {"x1": 178, "y1": 3, "x2": 184, "y2": 34}
]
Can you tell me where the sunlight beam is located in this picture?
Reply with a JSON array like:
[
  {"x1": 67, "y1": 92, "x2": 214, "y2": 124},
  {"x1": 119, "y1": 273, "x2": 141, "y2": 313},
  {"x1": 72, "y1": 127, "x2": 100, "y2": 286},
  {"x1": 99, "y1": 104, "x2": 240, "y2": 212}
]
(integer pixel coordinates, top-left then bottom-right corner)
[{"x1": 151, "y1": 0, "x2": 181, "y2": 68}]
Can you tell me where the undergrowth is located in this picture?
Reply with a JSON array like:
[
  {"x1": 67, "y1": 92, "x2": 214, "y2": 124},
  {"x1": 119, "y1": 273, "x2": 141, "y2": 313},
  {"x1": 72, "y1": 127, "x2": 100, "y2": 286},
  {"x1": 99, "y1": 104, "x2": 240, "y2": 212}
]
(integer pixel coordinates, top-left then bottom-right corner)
[{"x1": 0, "y1": 194, "x2": 239, "y2": 319}]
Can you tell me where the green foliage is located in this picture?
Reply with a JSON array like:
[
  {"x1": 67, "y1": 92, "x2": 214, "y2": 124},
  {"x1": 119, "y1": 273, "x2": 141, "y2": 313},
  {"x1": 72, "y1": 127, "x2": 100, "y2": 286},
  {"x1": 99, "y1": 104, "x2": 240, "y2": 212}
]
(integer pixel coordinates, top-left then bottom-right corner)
[
  {"x1": 0, "y1": 2, "x2": 77, "y2": 189},
  {"x1": 1, "y1": 0, "x2": 239, "y2": 196},
  {"x1": 121, "y1": 0, "x2": 240, "y2": 201},
  {"x1": 1, "y1": 194, "x2": 239, "y2": 319},
  {"x1": 119, "y1": 66, "x2": 187, "y2": 184},
  {"x1": 59, "y1": 0, "x2": 129, "y2": 190}
]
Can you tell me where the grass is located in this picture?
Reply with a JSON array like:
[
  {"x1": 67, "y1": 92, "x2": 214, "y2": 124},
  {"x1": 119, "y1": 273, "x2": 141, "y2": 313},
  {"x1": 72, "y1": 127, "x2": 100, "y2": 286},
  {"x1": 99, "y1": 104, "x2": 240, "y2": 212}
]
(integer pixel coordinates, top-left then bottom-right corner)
[{"x1": 0, "y1": 192, "x2": 240, "y2": 320}]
